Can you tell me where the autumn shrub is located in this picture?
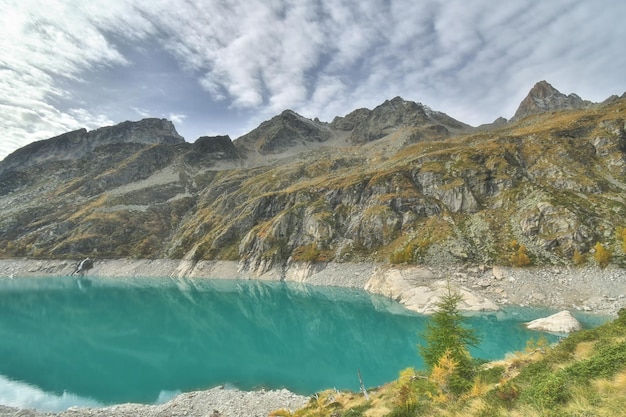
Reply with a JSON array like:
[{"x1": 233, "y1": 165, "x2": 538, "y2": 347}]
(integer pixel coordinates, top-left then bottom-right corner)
[
  {"x1": 387, "y1": 367, "x2": 431, "y2": 417},
  {"x1": 389, "y1": 243, "x2": 415, "y2": 264},
  {"x1": 522, "y1": 370, "x2": 571, "y2": 409},
  {"x1": 508, "y1": 240, "x2": 531, "y2": 267},
  {"x1": 291, "y1": 243, "x2": 321, "y2": 262},
  {"x1": 477, "y1": 365, "x2": 506, "y2": 385},
  {"x1": 341, "y1": 403, "x2": 372, "y2": 417},
  {"x1": 492, "y1": 379, "x2": 520, "y2": 404},
  {"x1": 572, "y1": 248, "x2": 586, "y2": 266},
  {"x1": 565, "y1": 341, "x2": 626, "y2": 384},
  {"x1": 616, "y1": 226, "x2": 626, "y2": 248},
  {"x1": 593, "y1": 242, "x2": 611, "y2": 269}
]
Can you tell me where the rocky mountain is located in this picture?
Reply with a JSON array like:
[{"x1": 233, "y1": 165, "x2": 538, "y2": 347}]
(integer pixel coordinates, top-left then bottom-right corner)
[
  {"x1": 1, "y1": 82, "x2": 625, "y2": 273},
  {"x1": 339, "y1": 96, "x2": 470, "y2": 144},
  {"x1": 0, "y1": 118, "x2": 184, "y2": 174},
  {"x1": 512, "y1": 80, "x2": 593, "y2": 121},
  {"x1": 235, "y1": 110, "x2": 334, "y2": 155}
]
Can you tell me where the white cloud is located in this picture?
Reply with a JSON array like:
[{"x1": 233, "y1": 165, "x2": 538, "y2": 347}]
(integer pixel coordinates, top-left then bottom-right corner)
[
  {"x1": 1, "y1": 0, "x2": 625, "y2": 160},
  {"x1": 169, "y1": 113, "x2": 187, "y2": 125},
  {"x1": 132, "y1": 107, "x2": 152, "y2": 118}
]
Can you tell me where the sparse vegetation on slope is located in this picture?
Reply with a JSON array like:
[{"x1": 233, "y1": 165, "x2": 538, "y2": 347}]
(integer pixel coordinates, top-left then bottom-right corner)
[
  {"x1": 274, "y1": 308, "x2": 626, "y2": 417},
  {"x1": 0, "y1": 89, "x2": 625, "y2": 273}
]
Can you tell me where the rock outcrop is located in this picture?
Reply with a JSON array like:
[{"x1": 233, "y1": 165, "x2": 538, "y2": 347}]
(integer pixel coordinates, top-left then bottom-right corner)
[
  {"x1": 185, "y1": 135, "x2": 242, "y2": 165},
  {"x1": 235, "y1": 110, "x2": 332, "y2": 155},
  {"x1": 330, "y1": 108, "x2": 371, "y2": 131},
  {"x1": 0, "y1": 118, "x2": 184, "y2": 174},
  {"x1": 526, "y1": 310, "x2": 583, "y2": 334},
  {"x1": 512, "y1": 80, "x2": 592, "y2": 121},
  {"x1": 364, "y1": 266, "x2": 499, "y2": 314},
  {"x1": 347, "y1": 96, "x2": 469, "y2": 144}
]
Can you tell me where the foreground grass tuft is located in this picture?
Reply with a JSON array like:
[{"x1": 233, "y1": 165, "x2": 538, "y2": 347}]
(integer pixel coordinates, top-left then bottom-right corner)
[{"x1": 279, "y1": 309, "x2": 626, "y2": 416}]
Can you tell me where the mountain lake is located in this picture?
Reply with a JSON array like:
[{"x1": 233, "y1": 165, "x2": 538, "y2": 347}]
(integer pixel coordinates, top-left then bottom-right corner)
[{"x1": 0, "y1": 276, "x2": 609, "y2": 411}]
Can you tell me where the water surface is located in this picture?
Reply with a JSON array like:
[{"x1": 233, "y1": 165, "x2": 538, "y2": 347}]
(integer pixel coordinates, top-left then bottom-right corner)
[{"x1": 0, "y1": 276, "x2": 604, "y2": 410}]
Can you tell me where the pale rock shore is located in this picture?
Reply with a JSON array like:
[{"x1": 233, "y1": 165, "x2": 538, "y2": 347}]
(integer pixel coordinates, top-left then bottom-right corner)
[
  {"x1": 0, "y1": 386, "x2": 309, "y2": 417},
  {"x1": 526, "y1": 310, "x2": 583, "y2": 334},
  {"x1": 1, "y1": 258, "x2": 624, "y2": 315},
  {"x1": 1, "y1": 258, "x2": 625, "y2": 417}
]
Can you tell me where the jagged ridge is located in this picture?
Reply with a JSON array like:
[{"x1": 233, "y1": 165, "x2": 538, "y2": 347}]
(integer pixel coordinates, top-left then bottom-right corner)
[{"x1": 0, "y1": 83, "x2": 625, "y2": 273}]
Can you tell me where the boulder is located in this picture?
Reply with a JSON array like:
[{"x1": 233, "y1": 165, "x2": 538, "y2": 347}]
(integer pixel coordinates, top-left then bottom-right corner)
[
  {"x1": 492, "y1": 266, "x2": 508, "y2": 280},
  {"x1": 526, "y1": 310, "x2": 582, "y2": 334},
  {"x1": 364, "y1": 267, "x2": 499, "y2": 314}
]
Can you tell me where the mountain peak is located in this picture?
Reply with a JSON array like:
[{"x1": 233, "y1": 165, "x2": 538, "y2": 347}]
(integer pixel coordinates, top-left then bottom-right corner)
[
  {"x1": 512, "y1": 81, "x2": 592, "y2": 121},
  {"x1": 0, "y1": 118, "x2": 184, "y2": 173},
  {"x1": 234, "y1": 110, "x2": 331, "y2": 155},
  {"x1": 528, "y1": 80, "x2": 560, "y2": 98},
  {"x1": 348, "y1": 97, "x2": 469, "y2": 144}
]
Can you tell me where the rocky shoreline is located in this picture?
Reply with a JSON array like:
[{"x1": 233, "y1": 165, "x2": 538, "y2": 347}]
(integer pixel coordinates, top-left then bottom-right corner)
[
  {"x1": 1, "y1": 258, "x2": 625, "y2": 315},
  {"x1": 1, "y1": 258, "x2": 625, "y2": 417},
  {"x1": 0, "y1": 386, "x2": 309, "y2": 417}
]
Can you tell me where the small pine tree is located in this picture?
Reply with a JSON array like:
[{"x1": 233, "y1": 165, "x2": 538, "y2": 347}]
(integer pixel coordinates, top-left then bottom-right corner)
[
  {"x1": 429, "y1": 350, "x2": 458, "y2": 402},
  {"x1": 419, "y1": 285, "x2": 480, "y2": 395},
  {"x1": 594, "y1": 242, "x2": 611, "y2": 269}
]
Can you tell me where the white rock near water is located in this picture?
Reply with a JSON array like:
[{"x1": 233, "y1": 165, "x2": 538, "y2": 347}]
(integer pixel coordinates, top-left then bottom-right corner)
[
  {"x1": 525, "y1": 310, "x2": 583, "y2": 334},
  {"x1": 364, "y1": 266, "x2": 499, "y2": 314}
]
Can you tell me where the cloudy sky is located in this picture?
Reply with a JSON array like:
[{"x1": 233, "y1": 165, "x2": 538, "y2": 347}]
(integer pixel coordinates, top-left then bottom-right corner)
[{"x1": 1, "y1": 0, "x2": 625, "y2": 160}]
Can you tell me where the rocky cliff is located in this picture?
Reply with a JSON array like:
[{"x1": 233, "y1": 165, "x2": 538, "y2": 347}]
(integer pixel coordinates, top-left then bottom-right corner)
[
  {"x1": 235, "y1": 110, "x2": 334, "y2": 155},
  {"x1": 0, "y1": 118, "x2": 184, "y2": 174},
  {"x1": 1, "y1": 83, "x2": 625, "y2": 274},
  {"x1": 512, "y1": 80, "x2": 593, "y2": 121}
]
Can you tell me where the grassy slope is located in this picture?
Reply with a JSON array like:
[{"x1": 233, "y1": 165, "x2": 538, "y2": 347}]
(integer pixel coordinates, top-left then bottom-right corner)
[{"x1": 273, "y1": 309, "x2": 626, "y2": 417}]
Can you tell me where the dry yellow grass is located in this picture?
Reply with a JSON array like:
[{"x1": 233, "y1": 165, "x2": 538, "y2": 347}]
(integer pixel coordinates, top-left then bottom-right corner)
[{"x1": 573, "y1": 341, "x2": 596, "y2": 360}]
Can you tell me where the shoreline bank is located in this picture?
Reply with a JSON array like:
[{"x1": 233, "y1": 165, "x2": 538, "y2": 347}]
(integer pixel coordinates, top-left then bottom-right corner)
[
  {"x1": 1, "y1": 258, "x2": 624, "y2": 316},
  {"x1": 0, "y1": 386, "x2": 310, "y2": 417}
]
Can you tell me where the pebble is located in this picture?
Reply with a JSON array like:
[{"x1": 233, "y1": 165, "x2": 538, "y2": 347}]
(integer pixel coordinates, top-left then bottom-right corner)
[{"x1": 0, "y1": 387, "x2": 309, "y2": 417}]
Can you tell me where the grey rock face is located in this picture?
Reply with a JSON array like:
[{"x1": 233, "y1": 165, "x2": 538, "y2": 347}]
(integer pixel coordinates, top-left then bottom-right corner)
[
  {"x1": 512, "y1": 80, "x2": 592, "y2": 121},
  {"x1": 186, "y1": 135, "x2": 241, "y2": 163},
  {"x1": 0, "y1": 118, "x2": 184, "y2": 173},
  {"x1": 330, "y1": 108, "x2": 371, "y2": 131},
  {"x1": 348, "y1": 97, "x2": 468, "y2": 144},
  {"x1": 235, "y1": 110, "x2": 332, "y2": 154},
  {"x1": 1, "y1": 89, "x2": 625, "y2": 272}
]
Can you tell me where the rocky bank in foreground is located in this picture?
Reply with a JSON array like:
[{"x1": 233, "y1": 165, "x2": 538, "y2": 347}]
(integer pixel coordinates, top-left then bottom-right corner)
[{"x1": 0, "y1": 386, "x2": 309, "y2": 417}]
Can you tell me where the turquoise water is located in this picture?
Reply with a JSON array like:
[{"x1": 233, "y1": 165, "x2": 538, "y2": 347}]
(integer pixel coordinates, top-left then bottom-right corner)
[{"x1": 0, "y1": 276, "x2": 607, "y2": 411}]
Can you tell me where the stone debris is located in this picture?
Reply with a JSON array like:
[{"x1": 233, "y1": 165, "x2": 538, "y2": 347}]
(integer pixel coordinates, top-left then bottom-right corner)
[
  {"x1": 1, "y1": 260, "x2": 625, "y2": 316},
  {"x1": 526, "y1": 310, "x2": 583, "y2": 334},
  {"x1": 0, "y1": 387, "x2": 309, "y2": 417}
]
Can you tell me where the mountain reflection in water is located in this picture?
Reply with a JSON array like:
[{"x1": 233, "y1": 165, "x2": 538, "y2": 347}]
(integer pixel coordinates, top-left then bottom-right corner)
[{"x1": 0, "y1": 276, "x2": 593, "y2": 407}]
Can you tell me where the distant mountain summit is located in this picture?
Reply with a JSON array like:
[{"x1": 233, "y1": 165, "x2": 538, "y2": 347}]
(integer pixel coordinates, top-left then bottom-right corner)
[
  {"x1": 512, "y1": 80, "x2": 592, "y2": 121},
  {"x1": 234, "y1": 97, "x2": 470, "y2": 157},
  {"x1": 336, "y1": 96, "x2": 469, "y2": 144},
  {"x1": 0, "y1": 118, "x2": 184, "y2": 173},
  {"x1": 235, "y1": 110, "x2": 332, "y2": 155}
]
